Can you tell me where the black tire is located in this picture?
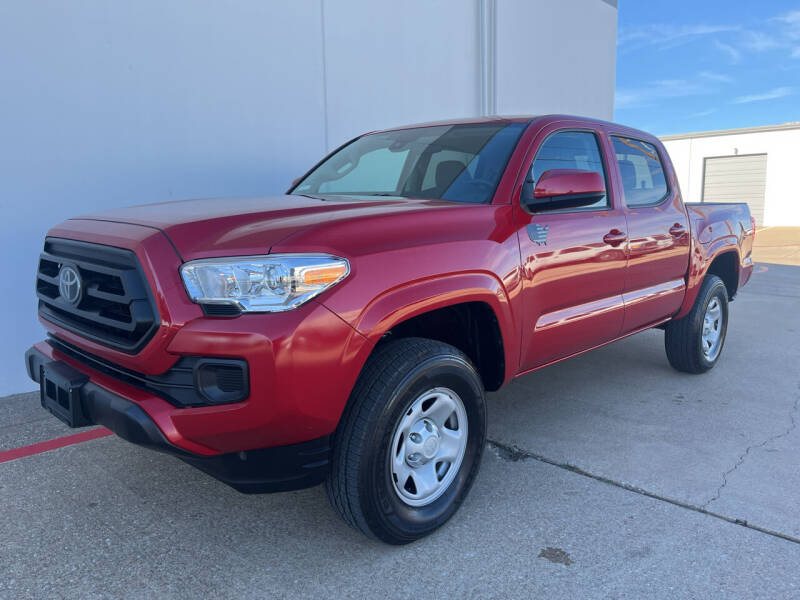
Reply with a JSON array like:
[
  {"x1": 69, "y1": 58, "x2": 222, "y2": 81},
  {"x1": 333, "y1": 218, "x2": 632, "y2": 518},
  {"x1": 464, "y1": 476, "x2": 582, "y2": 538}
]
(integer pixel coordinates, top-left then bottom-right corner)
[
  {"x1": 325, "y1": 337, "x2": 487, "y2": 544},
  {"x1": 665, "y1": 275, "x2": 729, "y2": 374}
]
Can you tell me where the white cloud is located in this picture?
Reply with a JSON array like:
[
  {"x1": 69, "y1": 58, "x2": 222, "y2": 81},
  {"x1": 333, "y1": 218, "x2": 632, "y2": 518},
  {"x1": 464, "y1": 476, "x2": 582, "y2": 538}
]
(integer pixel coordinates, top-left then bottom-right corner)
[
  {"x1": 699, "y1": 71, "x2": 734, "y2": 83},
  {"x1": 733, "y1": 87, "x2": 794, "y2": 104},
  {"x1": 776, "y1": 10, "x2": 800, "y2": 38},
  {"x1": 742, "y1": 31, "x2": 782, "y2": 51},
  {"x1": 770, "y1": 10, "x2": 800, "y2": 57},
  {"x1": 618, "y1": 24, "x2": 740, "y2": 50},
  {"x1": 714, "y1": 40, "x2": 742, "y2": 64},
  {"x1": 616, "y1": 79, "x2": 715, "y2": 110},
  {"x1": 616, "y1": 71, "x2": 736, "y2": 111},
  {"x1": 621, "y1": 11, "x2": 800, "y2": 64},
  {"x1": 690, "y1": 108, "x2": 717, "y2": 118}
]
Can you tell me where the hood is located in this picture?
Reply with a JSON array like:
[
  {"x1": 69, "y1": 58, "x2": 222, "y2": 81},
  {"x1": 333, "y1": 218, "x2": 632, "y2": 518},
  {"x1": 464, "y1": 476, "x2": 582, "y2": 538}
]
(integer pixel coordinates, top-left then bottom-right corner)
[{"x1": 74, "y1": 194, "x2": 459, "y2": 261}]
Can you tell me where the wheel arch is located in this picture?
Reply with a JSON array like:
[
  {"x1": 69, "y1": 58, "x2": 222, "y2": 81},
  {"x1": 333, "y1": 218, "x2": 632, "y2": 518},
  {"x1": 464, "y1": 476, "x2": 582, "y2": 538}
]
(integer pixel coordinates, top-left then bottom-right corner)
[
  {"x1": 352, "y1": 273, "x2": 518, "y2": 391},
  {"x1": 705, "y1": 250, "x2": 740, "y2": 300},
  {"x1": 675, "y1": 243, "x2": 741, "y2": 320}
]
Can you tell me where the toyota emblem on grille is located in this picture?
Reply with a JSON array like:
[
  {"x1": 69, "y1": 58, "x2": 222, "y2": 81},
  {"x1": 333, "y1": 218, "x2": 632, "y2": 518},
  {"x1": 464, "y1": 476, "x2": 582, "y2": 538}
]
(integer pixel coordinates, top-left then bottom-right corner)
[{"x1": 58, "y1": 265, "x2": 82, "y2": 305}]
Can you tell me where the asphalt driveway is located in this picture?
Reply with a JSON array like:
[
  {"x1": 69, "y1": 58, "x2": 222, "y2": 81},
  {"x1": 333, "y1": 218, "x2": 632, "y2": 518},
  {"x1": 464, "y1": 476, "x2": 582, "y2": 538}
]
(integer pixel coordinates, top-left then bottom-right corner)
[{"x1": 2, "y1": 261, "x2": 799, "y2": 599}]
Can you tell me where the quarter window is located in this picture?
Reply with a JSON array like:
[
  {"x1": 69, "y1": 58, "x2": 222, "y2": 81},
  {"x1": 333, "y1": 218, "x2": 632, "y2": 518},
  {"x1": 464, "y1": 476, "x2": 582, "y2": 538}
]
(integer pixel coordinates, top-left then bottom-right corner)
[
  {"x1": 530, "y1": 131, "x2": 608, "y2": 209},
  {"x1": 612, "y1": 137, "x2": 668, "y2": 207}
]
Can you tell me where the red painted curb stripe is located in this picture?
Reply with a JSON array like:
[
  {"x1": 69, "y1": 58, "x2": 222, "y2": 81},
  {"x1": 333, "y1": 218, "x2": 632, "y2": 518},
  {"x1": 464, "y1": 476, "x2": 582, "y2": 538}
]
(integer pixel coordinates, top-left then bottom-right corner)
[{"x1": 0, "y1": 428, "x2": 113, "y2": 464}]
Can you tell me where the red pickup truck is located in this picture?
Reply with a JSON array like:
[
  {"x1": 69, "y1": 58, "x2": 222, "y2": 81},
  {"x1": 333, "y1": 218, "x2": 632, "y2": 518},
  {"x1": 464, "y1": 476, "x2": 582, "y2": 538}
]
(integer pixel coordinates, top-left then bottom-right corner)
[{"x1": 25, "y1": 115, "x2": 754, "y2": 543}]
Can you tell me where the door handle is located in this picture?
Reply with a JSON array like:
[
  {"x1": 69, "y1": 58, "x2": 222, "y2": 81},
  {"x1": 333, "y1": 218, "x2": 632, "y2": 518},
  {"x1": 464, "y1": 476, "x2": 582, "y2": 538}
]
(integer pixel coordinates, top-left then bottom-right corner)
[
  {"x1": 669, "y1": 223, "x2": 686, "y2": 237},
  {"x1": 603, "y1": 229, "x2": 627, "y2": 247}
]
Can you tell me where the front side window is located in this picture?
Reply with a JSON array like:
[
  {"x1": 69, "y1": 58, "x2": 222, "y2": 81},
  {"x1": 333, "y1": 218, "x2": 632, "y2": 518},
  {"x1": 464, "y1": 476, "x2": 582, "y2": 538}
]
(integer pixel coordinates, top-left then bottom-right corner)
[
  {"x1": 292, "y1": 122, "x2": 526, "y2": 204},
  {"x1": 612, "y1": 136, "x2": 668, "y2": 207},
  {"x1": 530, "y1": 131, "x2": 608, "y2": 209}
]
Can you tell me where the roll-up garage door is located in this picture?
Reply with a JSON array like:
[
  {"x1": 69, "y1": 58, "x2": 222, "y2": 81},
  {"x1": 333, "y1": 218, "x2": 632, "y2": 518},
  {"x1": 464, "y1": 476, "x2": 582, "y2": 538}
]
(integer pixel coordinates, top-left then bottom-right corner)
[{"x1": 702, "y1": 154, "x2": 768, "y2": 225}]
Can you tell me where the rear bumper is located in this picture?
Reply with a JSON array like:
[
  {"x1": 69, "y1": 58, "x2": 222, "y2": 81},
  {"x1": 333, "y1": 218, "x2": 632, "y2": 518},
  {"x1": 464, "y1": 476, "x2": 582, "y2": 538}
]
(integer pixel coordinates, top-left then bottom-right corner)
[{"x1": 25, "y1": 345, "x2": 330, "y2": 493}]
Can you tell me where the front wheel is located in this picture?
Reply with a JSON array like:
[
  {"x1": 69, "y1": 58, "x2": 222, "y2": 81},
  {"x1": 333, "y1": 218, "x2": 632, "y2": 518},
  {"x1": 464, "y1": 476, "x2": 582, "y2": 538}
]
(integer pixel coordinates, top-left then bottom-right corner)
[
  {"x1": 665, "y1": 275, "x2": 729, "y2": 373},
  {"x1": 326, "y1": 337, "x2": 487, "y2": 544}
]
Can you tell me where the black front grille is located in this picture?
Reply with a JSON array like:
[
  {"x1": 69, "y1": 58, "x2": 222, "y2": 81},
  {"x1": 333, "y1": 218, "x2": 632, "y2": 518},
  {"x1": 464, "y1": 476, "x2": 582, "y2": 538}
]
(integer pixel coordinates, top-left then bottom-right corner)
[{"x1": 36, "y1": 238, "x2": 159, "y2": 353}]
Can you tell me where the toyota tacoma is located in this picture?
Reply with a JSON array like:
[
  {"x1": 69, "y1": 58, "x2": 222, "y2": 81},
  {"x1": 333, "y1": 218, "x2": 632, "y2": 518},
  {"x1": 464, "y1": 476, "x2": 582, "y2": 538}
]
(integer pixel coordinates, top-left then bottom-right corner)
[{"x1": 25, "y1": 115, "x2": 754, "y2": 543}]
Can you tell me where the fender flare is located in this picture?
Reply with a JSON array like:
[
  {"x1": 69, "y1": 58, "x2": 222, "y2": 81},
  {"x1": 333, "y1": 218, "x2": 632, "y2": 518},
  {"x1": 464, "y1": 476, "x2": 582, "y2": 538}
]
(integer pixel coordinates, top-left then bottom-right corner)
[
  {"x1": 352, "y1": 272, "x2": 519, "y2": 383},
  {"x1": 675, "y1": 239, "x2": 740, "y2": 320}
]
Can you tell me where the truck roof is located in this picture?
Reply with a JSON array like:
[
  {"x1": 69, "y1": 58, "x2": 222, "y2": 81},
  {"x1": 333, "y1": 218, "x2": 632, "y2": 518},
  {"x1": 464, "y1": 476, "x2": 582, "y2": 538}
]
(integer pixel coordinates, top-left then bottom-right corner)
[{"x1": 375, "y1": 114, "x2": 622, "y2": 133}]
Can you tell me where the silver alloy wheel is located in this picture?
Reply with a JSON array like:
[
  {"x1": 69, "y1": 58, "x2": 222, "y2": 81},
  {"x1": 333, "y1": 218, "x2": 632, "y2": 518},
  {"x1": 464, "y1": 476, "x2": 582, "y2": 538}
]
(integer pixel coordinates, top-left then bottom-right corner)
[
  {"x1": 701, "y1": 297, "x2": 724, "y2": 360},
  {"x1": 389, "y1": 387, "x2": 468, "y2": 507}
]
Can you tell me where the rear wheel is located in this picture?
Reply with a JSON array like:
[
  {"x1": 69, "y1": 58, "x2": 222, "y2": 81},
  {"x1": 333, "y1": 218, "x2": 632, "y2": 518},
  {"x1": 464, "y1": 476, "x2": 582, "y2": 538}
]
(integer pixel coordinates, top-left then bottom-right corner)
[
  {"x1": 665, "y1": 275, "x2": 729, "y2": 373},
  {"x1": 326, "y1": 337, "x2": 486, "y2": 544}
]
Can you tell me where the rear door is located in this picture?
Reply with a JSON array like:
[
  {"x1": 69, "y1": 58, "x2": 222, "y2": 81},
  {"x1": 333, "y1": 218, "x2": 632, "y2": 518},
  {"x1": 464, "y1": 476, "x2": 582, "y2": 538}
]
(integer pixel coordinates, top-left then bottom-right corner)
[
  {"x1": 516, "y1": 123, "x2": 628, "y2": 371},
  {"x1": 610, "y1": 134, "x2": 689, "y2": 333}
]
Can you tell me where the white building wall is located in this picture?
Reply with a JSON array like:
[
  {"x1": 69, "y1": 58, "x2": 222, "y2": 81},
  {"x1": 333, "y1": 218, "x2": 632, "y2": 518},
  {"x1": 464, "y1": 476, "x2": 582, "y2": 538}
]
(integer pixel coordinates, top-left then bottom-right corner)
[
  {"x1": 662, "y1": 128, "x2": 800, "y2": 227},
  {"x1": 496, "y1": 0, "x2": 618, "y2": 118},
  {"x1": 322, "y1": 1, "x2": 481, "y2": 147},
  {"x1": 0, "y1": 0, "x2": 616, "y2": 395}
]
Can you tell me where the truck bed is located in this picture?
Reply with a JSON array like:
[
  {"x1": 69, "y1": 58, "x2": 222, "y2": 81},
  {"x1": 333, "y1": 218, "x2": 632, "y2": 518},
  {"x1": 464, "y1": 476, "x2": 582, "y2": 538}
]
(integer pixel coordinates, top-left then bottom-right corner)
[{"x1": 685, "y1": 202, "x2": 753, "y2": 234}]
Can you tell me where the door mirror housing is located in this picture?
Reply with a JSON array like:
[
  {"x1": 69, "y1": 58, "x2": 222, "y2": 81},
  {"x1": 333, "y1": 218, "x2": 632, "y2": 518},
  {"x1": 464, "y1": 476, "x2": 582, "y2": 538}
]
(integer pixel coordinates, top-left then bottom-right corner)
[{"x1": 522, "y1": 169, "x2": 606, "y2": 211}]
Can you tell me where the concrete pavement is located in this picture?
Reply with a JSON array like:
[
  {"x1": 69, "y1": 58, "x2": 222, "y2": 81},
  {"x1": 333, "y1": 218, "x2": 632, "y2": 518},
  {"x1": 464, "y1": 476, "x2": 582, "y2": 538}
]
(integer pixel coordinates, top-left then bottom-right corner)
[{"x1": 488, "y1": 262, "x2": 800, "y2": 538}]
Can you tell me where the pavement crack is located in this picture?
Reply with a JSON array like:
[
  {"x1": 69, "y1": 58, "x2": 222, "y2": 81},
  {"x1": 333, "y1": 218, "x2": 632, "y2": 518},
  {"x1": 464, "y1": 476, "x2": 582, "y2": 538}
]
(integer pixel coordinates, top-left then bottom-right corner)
[
  {"x1": 490, "y1": 442, "x2": 529, "y2": 462},
  {"x1": 486, "y1": 438, "x2": 800, "y2": 547},
  {"x1": 702, "y1": 391, "x2": 800, "y2": 510}
]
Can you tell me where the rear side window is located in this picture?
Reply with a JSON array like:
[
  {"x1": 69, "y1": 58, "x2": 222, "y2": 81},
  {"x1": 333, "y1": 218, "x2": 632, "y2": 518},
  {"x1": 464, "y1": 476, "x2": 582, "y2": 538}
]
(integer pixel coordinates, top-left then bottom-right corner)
[
  {"x1": 612, "y1": 137, "x2": 669, "y2": 207},
  {"x1": 530, "y1": 131, "x2": 608, "y2": 209}
]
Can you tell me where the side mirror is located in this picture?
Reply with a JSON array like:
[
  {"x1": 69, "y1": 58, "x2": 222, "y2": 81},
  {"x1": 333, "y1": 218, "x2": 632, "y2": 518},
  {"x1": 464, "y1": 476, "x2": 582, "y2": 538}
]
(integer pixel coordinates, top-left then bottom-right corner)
[{"x1": 522, "y1": 169, "x2": 606, "y2": 211}]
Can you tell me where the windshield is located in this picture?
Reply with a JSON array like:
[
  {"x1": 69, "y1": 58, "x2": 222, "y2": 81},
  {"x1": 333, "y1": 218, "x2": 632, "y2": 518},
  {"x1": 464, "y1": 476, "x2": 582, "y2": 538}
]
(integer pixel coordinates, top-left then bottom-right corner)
[{"x1": 290, "y1": 122, "x2": 527, "y2": 204}]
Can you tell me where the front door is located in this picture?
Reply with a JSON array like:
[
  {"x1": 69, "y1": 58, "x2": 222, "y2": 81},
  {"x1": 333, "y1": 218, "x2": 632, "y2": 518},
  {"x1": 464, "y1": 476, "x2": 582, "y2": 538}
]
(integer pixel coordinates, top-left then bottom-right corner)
[{"x1": 516, "y1": 126, "x2": 629, "y2": 371}]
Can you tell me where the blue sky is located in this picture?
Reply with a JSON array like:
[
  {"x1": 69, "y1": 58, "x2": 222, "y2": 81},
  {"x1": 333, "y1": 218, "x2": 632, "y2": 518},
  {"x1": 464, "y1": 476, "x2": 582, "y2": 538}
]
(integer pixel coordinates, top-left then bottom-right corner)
[{"x1": 615, "y1": 1, "x2": 800, "y2": 135}]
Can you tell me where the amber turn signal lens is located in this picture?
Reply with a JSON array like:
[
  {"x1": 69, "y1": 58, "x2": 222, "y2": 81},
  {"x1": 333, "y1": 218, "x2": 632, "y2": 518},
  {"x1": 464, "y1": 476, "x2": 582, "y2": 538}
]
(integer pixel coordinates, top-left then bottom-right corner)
[{"x1": 301, "y1": 264, "x2": 348, "y2": 285}]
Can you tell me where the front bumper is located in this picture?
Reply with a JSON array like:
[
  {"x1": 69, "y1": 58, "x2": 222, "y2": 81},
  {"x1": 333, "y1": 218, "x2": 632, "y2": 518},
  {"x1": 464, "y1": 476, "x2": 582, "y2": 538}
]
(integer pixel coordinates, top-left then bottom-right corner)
[
  {"x1": 34, "y1": 300, "x2": 371, "y2": 454},
  {"x1": 25, "y1": 345, "x2": 330, "y2": 493}
]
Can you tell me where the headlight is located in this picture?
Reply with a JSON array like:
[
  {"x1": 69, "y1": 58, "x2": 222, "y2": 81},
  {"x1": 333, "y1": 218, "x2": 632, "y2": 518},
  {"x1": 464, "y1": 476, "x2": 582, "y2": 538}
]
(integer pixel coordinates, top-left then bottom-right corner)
[{"x1": 180, "y1": 254, "x2": 349, "y2": 313}]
